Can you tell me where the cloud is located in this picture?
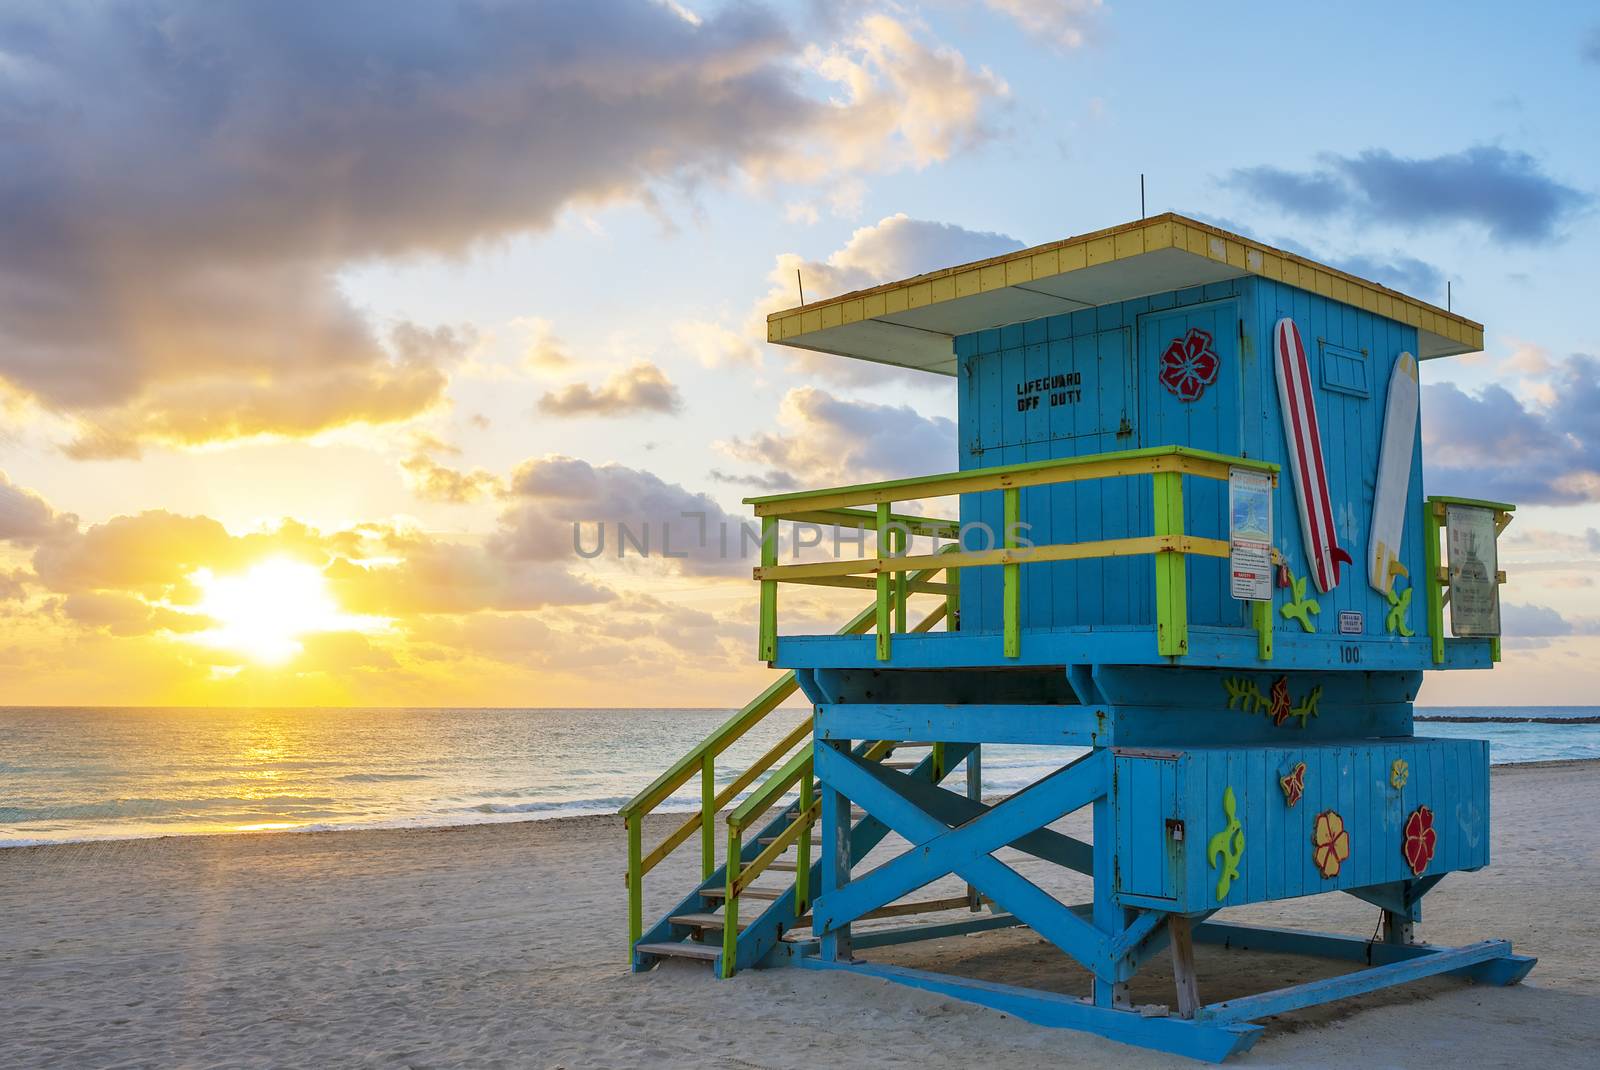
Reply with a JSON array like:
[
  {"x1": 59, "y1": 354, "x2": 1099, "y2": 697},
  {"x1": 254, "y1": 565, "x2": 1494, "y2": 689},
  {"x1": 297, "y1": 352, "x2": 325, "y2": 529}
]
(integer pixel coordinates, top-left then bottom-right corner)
[
  {"x1": 496, "y1": 455, "x2": 751, "y2": 575},
  {"x1": 720, "y1": 386, "x2": 956, "y2": 487},
  {"x1": 1207, "y1": 222, "x2": 1449, "y2": 305},
  {"x1": 0, "y1": 569, "x2": 28, "y2": 601},
  {"x1": 1229, "y1": 146, "x2": 1589, "y2": 243},
  {"x1": 400, "y1": 435, "x2": 502, "y2": 504},
  {"x1": 0, "y1": 470, "x2": 77, "y2": 544},
  {"x1": 57, "y1": 591, "x2": 214, "y2": 638},
  {"x1": 796, "y1": 14, "x2": 1009, "y2": 178},
  {"x1": 755, "y1": 213, "x2": 1025, "y2": 382},
  {"x1": 1496, "y1": 602, "x2": 1600, "y2": 649},
  {"x1": 1500, "y1": 602, "x2": 1576, "y2": 638},
  {"x1": 401, "y1": 453, "x2": 503, "y2": 504},
  {"x1": 1324, "y1": 253, "x2": 1444, "y2": 304},
  {"x1": 708, "y1": 468, "x2": 801, "y2": 492},
  {"x1": 674, "y1": 320, "x2": 762, "y2": 368},
  {"x1": 325, "y1": 535, "x2": 611, "y2": 616},
  {"x1": 0, "y1": 2, "x2": 1006, "y2": 452},
  {"x1": 1423, "y1": 354, "x2": 1600, "y2": 504},
  {"x1": 968, "y1": 0, "x2": 1103, "y2": 49},
  {"x1": 537, "y1": 361, "x2": 684, "y2": 417},
  {"x1": 518, "y1": 318, "x2": 577, "y2": 372}
]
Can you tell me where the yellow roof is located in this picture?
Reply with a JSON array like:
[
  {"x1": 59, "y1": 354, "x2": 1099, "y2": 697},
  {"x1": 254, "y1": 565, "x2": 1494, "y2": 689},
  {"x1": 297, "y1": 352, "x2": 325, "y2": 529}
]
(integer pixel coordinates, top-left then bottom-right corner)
[{"x1": 765, "y1": 213, "x2": 1482, "y2": 374}]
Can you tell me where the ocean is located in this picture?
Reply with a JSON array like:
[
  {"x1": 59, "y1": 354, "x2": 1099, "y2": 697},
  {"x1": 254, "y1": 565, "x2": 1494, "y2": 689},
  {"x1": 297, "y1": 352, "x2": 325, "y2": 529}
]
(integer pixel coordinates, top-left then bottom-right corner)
[{"x1": 3, "y1": 705, "x2": 1598, "y2": 848}]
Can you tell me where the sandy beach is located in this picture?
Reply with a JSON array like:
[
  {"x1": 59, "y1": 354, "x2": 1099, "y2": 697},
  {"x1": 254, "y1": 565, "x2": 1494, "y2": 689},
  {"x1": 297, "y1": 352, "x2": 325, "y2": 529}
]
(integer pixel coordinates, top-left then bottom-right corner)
[{"x1": 3, "y1": 760, "x2": 1598, "y2": 1069}]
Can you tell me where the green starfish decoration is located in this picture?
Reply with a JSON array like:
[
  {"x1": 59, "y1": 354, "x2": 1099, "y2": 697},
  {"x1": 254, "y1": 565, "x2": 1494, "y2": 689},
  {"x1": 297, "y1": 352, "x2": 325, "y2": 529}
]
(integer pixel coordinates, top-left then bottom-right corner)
[
  {"x1": 1385, "y1": 581, "x2": 1414, "y2": 637},
  {"x1": 1279, "y1": 570, "x2": 1320, "y2": 632}
]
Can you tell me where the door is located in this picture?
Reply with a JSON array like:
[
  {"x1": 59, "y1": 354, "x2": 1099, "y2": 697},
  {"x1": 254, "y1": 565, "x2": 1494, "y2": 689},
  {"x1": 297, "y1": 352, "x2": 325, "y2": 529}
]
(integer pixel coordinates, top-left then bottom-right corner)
[{"x1": 1137, "y1": 301, "x2": 1243, "y2": 628}]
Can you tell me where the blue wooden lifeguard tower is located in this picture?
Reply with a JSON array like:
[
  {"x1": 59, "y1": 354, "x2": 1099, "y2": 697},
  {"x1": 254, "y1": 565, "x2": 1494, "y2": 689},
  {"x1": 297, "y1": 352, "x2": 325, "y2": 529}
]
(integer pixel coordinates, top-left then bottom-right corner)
[{"x1": 620, "y1": 215, "x2": 1533, "y2": 1061}]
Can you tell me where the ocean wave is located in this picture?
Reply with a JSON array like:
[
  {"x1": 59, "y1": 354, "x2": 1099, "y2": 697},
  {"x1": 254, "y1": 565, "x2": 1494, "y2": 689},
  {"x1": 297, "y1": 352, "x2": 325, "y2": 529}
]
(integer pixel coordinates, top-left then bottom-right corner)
[
  {"x1": 0, "y1": 794, "x2": 343, "y2": 822},
  {"x1": 334, "y1": 772, "x2": 434, "y2": 782},
  {"x1": 464, "y1": 796, "x2": 631, "y2": 815}
]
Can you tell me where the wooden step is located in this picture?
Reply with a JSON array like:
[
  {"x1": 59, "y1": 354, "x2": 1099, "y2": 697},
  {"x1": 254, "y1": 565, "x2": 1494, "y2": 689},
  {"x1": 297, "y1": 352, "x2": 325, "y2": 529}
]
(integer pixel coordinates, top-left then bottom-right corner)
[
  {"x1": 766, "y1": 860, "x2": 800, "y2": 872},
  {"x1": 787, "y1": 806, "x2": 867, "y2": 820},
  {"x1": 699, "y1": 887, "x2": 783, "y2": 902},
  {"x1": 669, "y1": 911, "x2": 750, "y2": 932},
  {"x1": 759, "y1": 834, "x2": 821, "y2": 846},
  {"x1": 635, "y1": 940, "x2": 721, "y2": 962},
  {"x1": 881, "y1": 760, "x2": 919, "y2": 770}
]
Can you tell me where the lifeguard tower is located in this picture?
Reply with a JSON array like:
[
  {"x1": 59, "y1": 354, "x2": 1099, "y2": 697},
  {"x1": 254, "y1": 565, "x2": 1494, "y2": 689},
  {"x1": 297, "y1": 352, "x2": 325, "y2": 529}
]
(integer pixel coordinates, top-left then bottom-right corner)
[{"x1": 619, "y1": 215, "x2": 1533, "y2": 1061}]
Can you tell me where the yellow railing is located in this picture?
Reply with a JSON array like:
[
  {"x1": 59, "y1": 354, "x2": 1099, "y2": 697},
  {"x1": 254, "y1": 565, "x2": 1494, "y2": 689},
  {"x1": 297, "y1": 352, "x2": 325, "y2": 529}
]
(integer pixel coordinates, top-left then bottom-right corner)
[
  {"x1": 747, "y1": 445, "x2": 1279, "y2": 661},
  {"x1": 619, "y1": 560, "x2": 952, "y2": 955}
]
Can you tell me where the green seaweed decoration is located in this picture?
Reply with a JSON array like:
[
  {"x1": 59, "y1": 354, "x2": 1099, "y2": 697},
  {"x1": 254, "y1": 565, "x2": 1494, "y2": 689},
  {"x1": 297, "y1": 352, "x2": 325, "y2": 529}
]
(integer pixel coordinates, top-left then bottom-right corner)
[
  {"x1": 1207, "y1": 786, "x2": 1244, "y2": 900},
  {"x1": 1222, "y1": 676, "x2": 1321, "y2": 729},
  {"x1": 1222, "y1": 676, "x2": 1270, "y2": 714},
  {"x1": 1287, "y1": 685, "x2": 1322, "y2": 728},
  {"x1": 1385, "y1": 580, "x2": 1415, "y2": 637},
  {"x1": 1279, "y1": 569, "x2": 1320, "y2": 632}
]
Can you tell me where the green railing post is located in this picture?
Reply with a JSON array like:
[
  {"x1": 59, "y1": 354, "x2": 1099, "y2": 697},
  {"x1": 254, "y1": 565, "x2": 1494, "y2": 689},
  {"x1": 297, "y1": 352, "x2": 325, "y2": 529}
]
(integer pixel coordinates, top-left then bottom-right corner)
[
  {"x1": 758, "y1": 515, "x2": 778, "y2": 661},
  {"x1": 1252, "y1": 598, "x2": 1273, "y2": 661},
  {"x1": 795, "y1": 757, "x2": 813, "y2": 913},
  {"x1": 1424, "y1": 499, "x2": 1445, "y2": 665},
  {"x1": 1003, "y1": 487, "x2": 1020, "y2": 658},
  {"x1": 1152, "y1": 470, "x2": 1188, "y2": 657},
  {"x1": 627, "y1": 813, "x2": 642, "y2": 959},
  {"x1": 875, "y1": 502, "x2": 892, "y2": 661},
  {"x1": 945, "y1": 563, "x2": 961, "y2": 632},
  {"x1": 699, "y1": 755, "x2": 715, "y2": 882},
  {"x1": 722, "y1": 825, "x2": 741, "y2": 977},
  {"x1": 891, "y1": 525, "x2": 908, "y2": 633}
]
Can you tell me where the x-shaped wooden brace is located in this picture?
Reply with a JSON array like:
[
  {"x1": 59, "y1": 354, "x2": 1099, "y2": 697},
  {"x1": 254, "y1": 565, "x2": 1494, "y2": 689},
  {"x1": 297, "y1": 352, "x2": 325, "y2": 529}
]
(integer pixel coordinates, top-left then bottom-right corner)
[{"x1": 813, "y1": 745, "x2": 1113, "y2": 976}]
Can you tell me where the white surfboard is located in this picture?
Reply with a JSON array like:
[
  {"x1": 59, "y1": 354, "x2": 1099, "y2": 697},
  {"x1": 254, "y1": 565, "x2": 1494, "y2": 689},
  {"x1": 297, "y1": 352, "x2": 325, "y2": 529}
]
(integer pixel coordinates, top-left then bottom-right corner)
[{"x1": 1369, "y1": 352, "x2": 1419, "y2": 595}]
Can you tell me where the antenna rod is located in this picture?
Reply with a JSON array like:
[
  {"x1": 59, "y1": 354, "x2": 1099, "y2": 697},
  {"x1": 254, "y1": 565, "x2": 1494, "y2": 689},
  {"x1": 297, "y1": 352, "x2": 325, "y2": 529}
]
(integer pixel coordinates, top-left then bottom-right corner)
[
  {"x1": 1447, "y1": 280, "x2": 1452, "y2": 312},
  {"x1": 1140, "y1": 174, "x2": 1146, "y2": 219},
  {"x1": 797, "y1": 269, "x2": 805, "y2": 306}
]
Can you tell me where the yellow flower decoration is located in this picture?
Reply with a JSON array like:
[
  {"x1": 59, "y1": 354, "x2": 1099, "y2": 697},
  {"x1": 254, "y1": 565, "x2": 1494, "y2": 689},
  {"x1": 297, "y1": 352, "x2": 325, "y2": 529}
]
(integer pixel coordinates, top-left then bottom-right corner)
[
  {"x1": 1312, "y1": 810, "x2": 1350, "y2": 879},
  {"x1": 1390, "y1": 758, "x2": 1409, "y2": 790}
]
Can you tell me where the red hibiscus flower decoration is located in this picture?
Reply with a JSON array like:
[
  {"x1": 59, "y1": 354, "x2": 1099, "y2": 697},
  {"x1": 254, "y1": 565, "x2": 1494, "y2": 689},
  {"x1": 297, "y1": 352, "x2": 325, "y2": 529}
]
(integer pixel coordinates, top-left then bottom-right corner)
[
  {"x1": 1403, "y1": 805, "x2": 1437, "y2": 876},
  {"x1": 1279, "y1": 761, "x2": 1306, "y2": 807},
  {"x1": 1269, "y1": 676, "x2": 1291, "y2": 727},
  {"x1": 1159, "y1": 328, "x2": 1220, "y2": 401}
]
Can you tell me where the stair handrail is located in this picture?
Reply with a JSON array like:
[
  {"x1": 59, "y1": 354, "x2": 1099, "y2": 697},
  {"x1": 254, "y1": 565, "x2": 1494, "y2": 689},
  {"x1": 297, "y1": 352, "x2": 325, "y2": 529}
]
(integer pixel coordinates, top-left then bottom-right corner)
[
  {"x1": 717, "y1": 601, "x2": 950, "y2": 968},
  {"x1": 621, "y1": 557, "x2": 954, "y2": 955}
]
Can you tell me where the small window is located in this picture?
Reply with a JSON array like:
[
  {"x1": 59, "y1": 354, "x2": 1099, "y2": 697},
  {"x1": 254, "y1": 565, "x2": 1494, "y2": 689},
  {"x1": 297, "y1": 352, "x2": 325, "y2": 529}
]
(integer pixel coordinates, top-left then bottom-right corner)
[{"x1": 1320, "y1": 341, "x2": 1369, "y2": 398}]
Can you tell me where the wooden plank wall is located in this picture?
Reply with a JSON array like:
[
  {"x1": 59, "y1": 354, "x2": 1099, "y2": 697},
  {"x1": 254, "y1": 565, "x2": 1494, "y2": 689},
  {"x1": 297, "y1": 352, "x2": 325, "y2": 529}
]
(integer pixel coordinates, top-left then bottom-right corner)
[
  {"x1": 953, "y1": 277, "x2": 1426, "y2": 652},
  {"x1": 1116, "y1": 738, "x2": 1493, "y2": 913}
]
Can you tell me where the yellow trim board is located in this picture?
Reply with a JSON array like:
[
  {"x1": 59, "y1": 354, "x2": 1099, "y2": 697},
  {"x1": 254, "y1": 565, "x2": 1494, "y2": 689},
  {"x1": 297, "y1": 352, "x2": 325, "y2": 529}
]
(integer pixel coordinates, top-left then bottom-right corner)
[{"x1": 766, "y1": 213, "x2": 1483, "y2": 372}]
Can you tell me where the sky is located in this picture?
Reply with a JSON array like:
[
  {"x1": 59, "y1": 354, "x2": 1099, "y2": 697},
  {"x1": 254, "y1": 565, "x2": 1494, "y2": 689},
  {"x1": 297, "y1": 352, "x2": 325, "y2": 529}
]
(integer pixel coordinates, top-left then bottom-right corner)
[{"x1": 1, "y1": 0, "x2": 1598, "y2": 708}]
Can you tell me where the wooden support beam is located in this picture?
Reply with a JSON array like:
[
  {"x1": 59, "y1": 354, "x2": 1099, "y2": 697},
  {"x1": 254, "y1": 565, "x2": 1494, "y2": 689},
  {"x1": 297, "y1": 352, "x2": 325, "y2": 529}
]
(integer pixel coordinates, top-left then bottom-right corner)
[
  {"x1": 1169, "y1": 915, "x2": 1201, "y2": 1019},
  {"x1": 812, "y1": 746, "x2": 1110, "y2": 973},
  {"x1": 814, "y1": 703, "x2": 1109, "y2": 747},
  {"x1": 1197, "y1": 940, "x2": 1512, "y2": 1024},
  {"x1": 820, "y1": 739, "x2": 854, "y2": 963},
  {"x1": 792, "y1": 958, "x2": 1263, "y2": 1063}
]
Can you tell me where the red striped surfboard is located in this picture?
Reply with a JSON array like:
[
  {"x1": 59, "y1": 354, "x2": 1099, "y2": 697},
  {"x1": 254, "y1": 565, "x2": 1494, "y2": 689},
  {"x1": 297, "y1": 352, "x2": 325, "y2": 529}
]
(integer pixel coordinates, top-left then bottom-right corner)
[{"x1": 1275, "y1": 317, "x2": 1352, "y2": 593}]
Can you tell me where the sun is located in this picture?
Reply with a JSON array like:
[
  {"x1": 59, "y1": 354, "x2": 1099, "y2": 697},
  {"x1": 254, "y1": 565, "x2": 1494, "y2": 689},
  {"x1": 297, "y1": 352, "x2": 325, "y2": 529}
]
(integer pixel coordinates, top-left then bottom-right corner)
[{"x1": 192, "y1": 557, "x2": 370, "y2": 664}]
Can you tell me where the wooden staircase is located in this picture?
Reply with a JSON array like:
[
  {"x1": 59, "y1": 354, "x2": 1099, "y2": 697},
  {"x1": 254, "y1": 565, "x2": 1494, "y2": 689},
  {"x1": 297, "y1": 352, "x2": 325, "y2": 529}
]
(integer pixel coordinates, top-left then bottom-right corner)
[
  {"x1": 630, "y1": 742, "x2": 980, "y2": 975},
  {"x1": 618, "y1": 569, "x2": 964, "y2": 978}
]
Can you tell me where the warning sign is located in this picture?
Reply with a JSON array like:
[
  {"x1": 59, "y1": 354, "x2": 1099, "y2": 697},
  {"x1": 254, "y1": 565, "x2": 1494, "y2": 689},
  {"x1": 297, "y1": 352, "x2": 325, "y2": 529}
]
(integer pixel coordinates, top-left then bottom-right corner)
[{"x1": 1228, "y1": 467, "x2": 1274, "y2": 602}]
